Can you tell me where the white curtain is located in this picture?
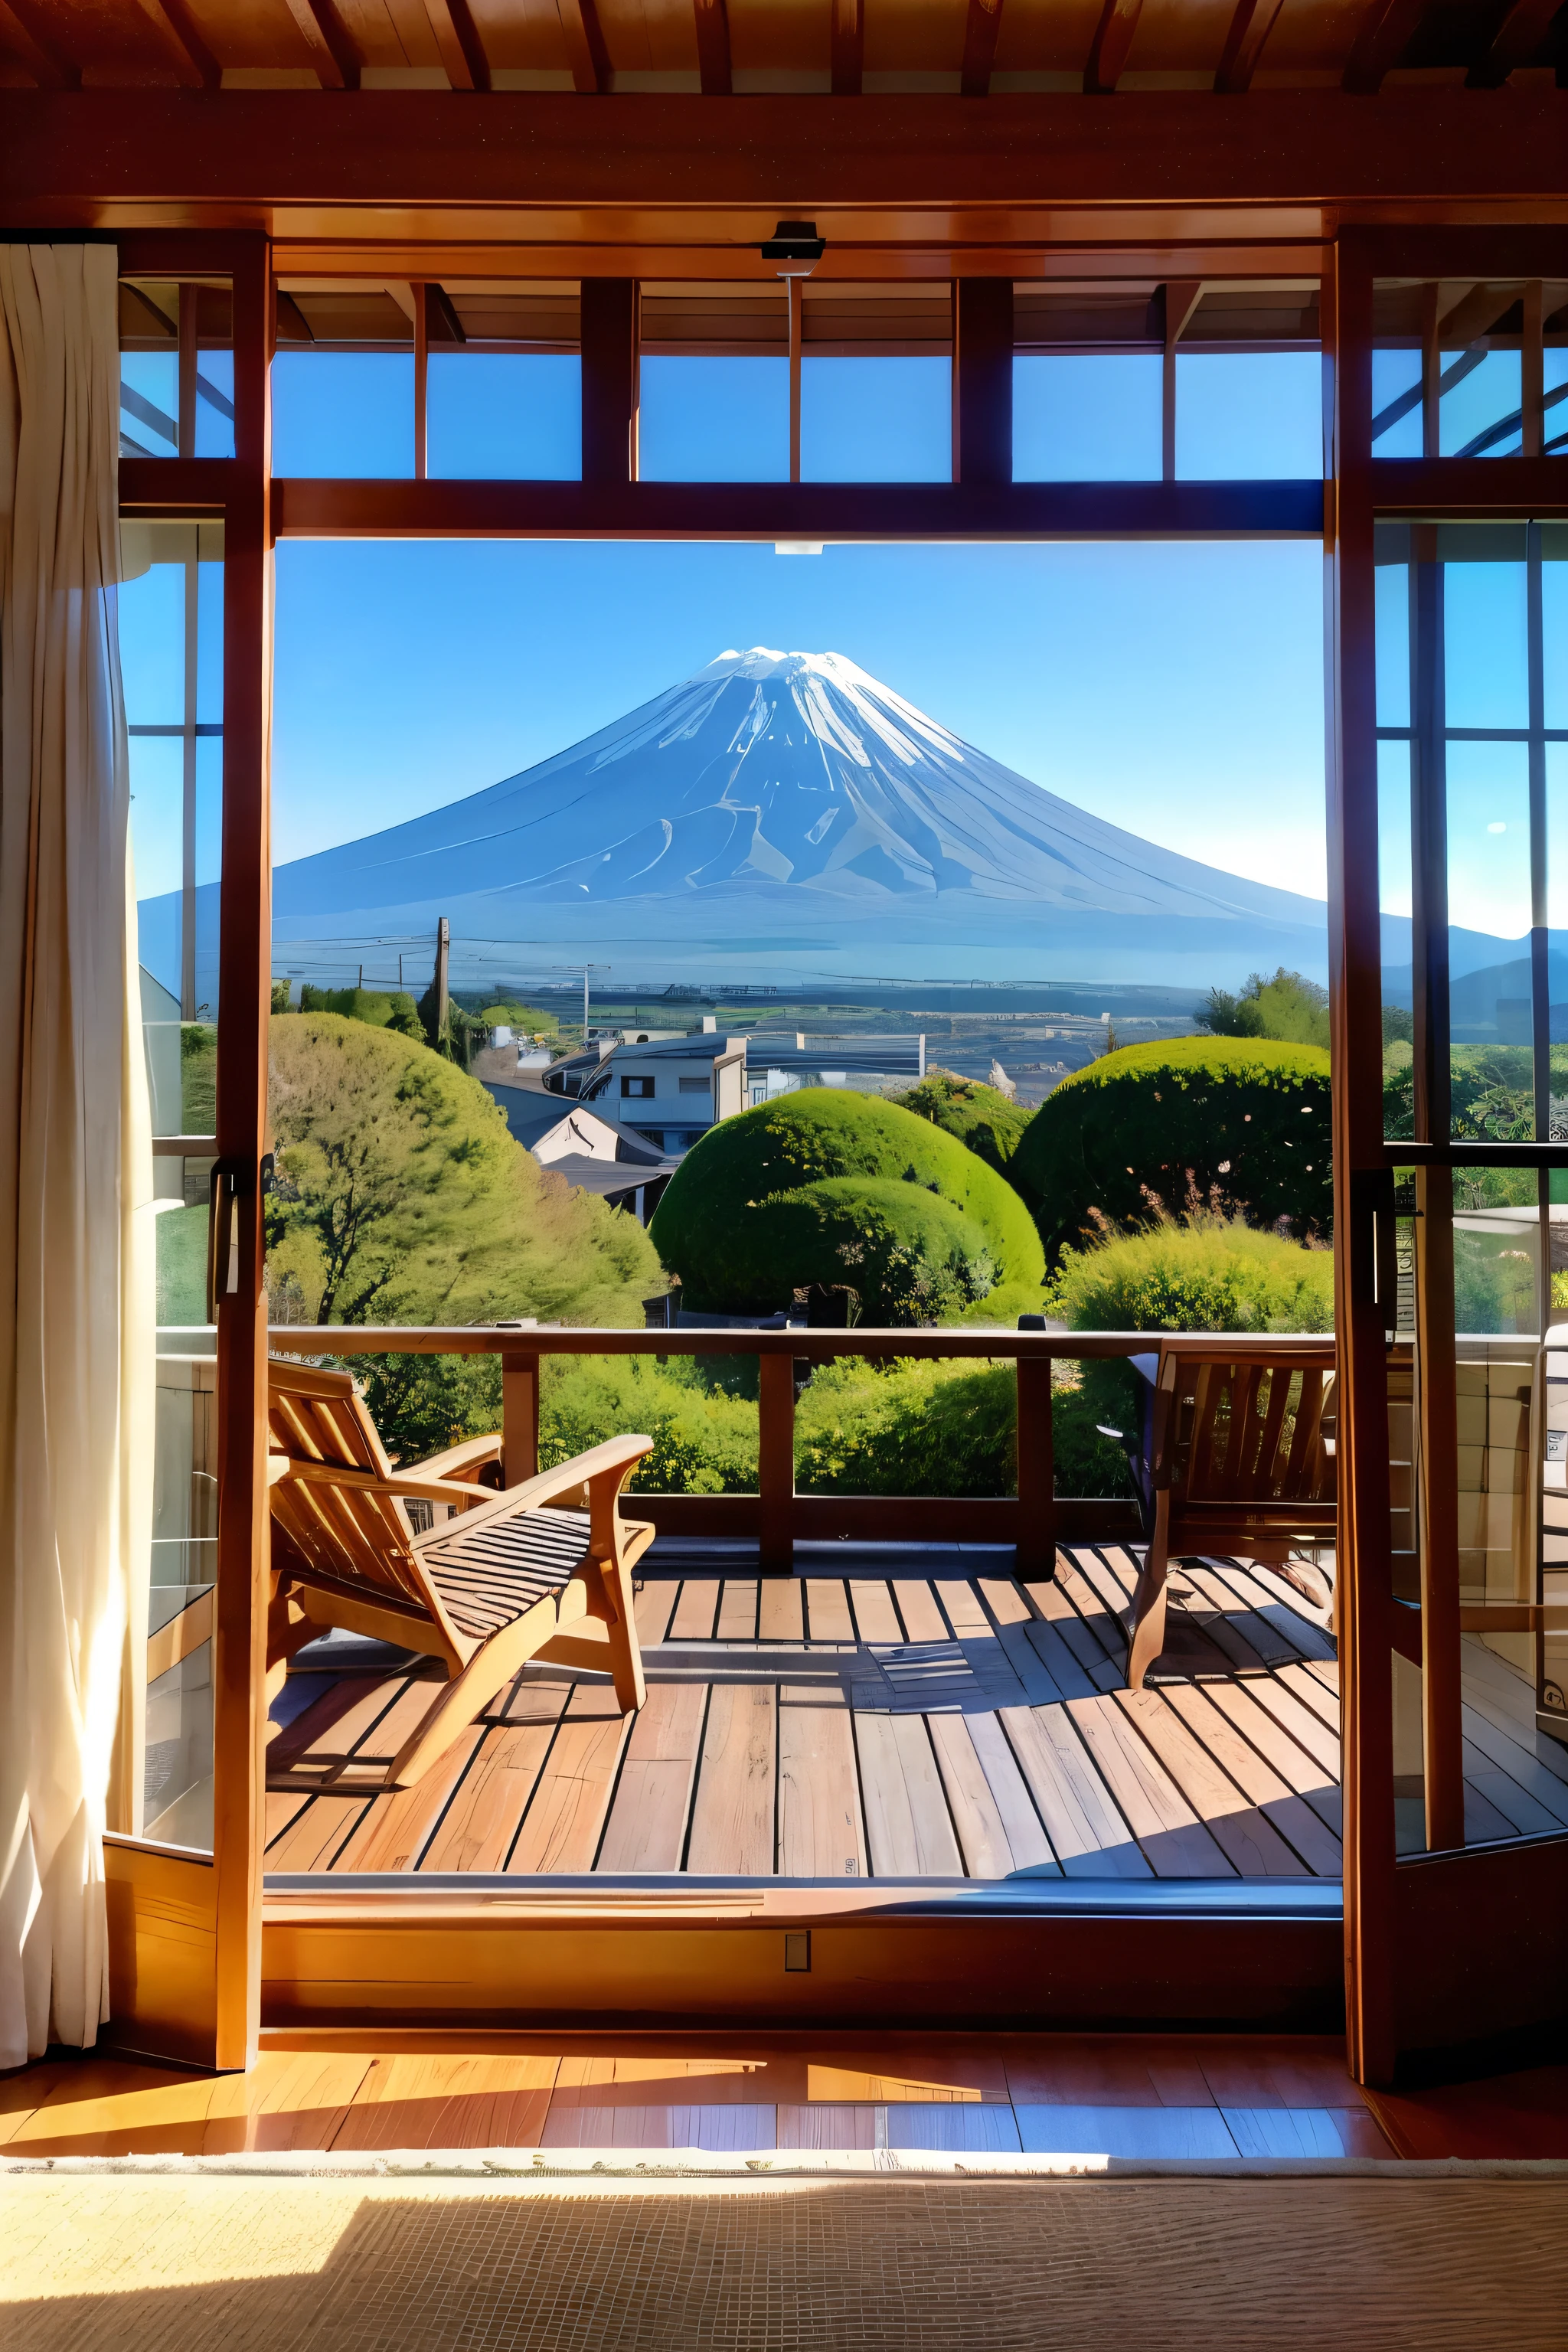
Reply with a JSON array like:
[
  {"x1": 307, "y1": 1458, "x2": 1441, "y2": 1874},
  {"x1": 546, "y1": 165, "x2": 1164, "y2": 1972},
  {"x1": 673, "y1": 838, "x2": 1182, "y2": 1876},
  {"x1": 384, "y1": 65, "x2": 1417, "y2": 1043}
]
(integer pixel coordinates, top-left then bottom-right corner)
[{"x1": 0, "y1": 245, "x2": 155, "y2": 2069}]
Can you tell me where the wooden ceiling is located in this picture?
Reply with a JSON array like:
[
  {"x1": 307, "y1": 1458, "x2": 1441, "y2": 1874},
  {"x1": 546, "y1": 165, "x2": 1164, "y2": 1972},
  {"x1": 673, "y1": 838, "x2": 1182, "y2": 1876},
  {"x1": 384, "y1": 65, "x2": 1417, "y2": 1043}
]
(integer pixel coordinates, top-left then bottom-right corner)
[{"x1": 0, "y1": 0, "x2": 1562, "y2": 97}]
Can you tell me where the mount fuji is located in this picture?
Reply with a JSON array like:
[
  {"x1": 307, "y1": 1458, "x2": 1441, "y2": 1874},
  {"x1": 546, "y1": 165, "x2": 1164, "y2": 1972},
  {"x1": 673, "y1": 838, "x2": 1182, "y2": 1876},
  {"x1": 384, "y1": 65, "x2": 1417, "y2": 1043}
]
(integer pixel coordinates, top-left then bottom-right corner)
[{"x1": 143, "y1": 648, "x2": 1332, "y2": 998}]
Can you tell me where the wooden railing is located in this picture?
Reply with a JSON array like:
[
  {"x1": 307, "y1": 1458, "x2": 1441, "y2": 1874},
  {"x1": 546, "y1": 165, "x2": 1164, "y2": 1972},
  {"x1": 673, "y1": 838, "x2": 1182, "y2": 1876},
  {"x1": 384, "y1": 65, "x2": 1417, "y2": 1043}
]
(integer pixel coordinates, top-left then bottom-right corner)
[{"x1": 266, "y1": 1325, "x2": 1342, "y2": 1576}]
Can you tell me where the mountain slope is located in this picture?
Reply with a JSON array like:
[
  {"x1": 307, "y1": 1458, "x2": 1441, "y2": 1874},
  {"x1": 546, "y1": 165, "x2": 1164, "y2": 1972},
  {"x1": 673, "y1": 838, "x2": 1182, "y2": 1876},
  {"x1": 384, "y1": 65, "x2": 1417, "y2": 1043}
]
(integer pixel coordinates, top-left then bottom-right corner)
[{"x1": 147, "y1": 648, "x2": 1334, "y2": 995}]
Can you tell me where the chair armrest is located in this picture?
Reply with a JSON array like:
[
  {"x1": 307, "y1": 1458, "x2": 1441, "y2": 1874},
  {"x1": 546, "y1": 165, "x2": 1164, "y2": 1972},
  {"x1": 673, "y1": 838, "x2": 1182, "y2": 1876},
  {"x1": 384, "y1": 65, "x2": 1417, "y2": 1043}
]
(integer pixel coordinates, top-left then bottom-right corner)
[
  {"x1": 269, "y1": 1455, "x2": 502, "y2": 1509},
  {"x1": 415, "y1": 1431, "x2": 504, "y2": 1485},
  {"x1": 409, "y1": 1433, "x2": 654, "y2": 1548}
]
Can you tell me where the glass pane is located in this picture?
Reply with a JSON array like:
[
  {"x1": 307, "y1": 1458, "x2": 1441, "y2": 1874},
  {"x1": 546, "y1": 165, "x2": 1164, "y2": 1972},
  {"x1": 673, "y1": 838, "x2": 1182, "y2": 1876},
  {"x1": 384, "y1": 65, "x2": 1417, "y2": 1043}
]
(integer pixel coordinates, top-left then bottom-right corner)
[
  {"x1": 1547, "y1": 348, "x2": 1568, "y2": 458},
  {"x1": 1371, "y1": 346, "x2": 1423, "y2": 458},
  {"x1": 1449, "y1": 740, "x2": 1534, "y2": 1140},
  {"x1": 1547, "y1": 743, "x2": 1568, "y2": 1143},
  {"x1": 1012, "y1": 354, "x2": 1161, "y2": 482},
  {"x1": 272, "y1": 351, "x2": 416, "y2": 476},
  {"x1": 194, "y1": 346, "x2": 236, "y2": 460},
  {"x1": 120, "y1": 521, "x2": 224, "y2": 1115},
  {"x1": 1374, "y1": 531, "x2": 1411, "y2": 729},
  {"x1": 427, "y1": 353, "x2": 582, "y2": 479},
  {"x1": 1452, "y1": 1171, "x2": 1540, "y2": 1336},
  {"x1": 1440, "y1": 347, "x2": 1523, "y2": 458},
  {"x1": 1175, "y1": 351, "x2": 1322, "y2": 479},
  {"x1": 145, "y1": 1340, "x2": 217, "y2": 1849},
  {"x1": 118, "y1": 278, "x2": 233, "y2": 460},
  {"x1": 1544, "y1": 526, "x2": 1568, "y2": 732},
  {"x1": 799, "y1": 357, "x2": 951, "y2": 484},
  {"x1": 638, "y1": 357, "x2": 789, "y2": 482},
  {"x1": 1379, "y1": 740, "x2": 1415, "y2": 1140},
  {"x1": 1442, "y1": 529, "x2": 1528, "y2": 730},
  {"x1": 119, "y1": 348, "x2": 178, "y2": 459}
]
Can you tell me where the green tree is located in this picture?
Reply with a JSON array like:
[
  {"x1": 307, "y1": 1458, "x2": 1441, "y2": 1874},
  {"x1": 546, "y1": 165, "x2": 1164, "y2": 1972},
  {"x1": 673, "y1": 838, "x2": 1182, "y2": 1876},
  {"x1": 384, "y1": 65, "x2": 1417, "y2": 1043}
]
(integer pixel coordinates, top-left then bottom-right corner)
[
  {"x1": 890, "y1": 1069, "x2": 1031, "y2": 1181},
  {"x1": 265, "y1": 1013, "x2": 662, "y2": 1329},
  {"x1": 1197, "y1": 967, "x2": 1330, "y2": 1050},
  {"x1": 1011, "y1": 1035, "x2": 1333, "y2": 1263},
  {"x1": 650, "y1": 1088, "x2": 1045, "y2": 1325}
]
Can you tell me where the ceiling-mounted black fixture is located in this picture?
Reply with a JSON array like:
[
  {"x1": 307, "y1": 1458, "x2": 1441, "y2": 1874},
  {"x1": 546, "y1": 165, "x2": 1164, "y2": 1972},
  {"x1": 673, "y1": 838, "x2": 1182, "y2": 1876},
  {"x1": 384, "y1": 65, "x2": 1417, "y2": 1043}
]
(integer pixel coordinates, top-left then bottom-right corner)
[{"x1": 761, "y1": 220, "x2": 826, "y2": 277}]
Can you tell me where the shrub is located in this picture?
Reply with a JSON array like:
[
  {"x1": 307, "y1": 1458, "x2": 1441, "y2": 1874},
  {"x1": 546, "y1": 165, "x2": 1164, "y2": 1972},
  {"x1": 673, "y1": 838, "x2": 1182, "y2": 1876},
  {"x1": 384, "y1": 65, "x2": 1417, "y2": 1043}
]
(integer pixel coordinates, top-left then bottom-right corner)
[
  {"x1": 649, "y1": 1088, "x2": 1044, "y2": 1325},
  {"x1": 297, "y1": 983, "x2": 425, "y2": 1040},
  {"x1": 890, "y1": 1070, "x2": 1031, "y2": 1180},
  {"x1": 1197, "y1": 966, "x2": 1329, "y2": 1050},
  {"x1": 795, "y1": 1357, "x2": 1016, "y2": 1494},
  {"x1": 1012, "y1": 1036, "x2": 1332, "y2": 1263},
  {"x1": 1044, "y1": 1211, "x2": 1335, "y2": 1336}
]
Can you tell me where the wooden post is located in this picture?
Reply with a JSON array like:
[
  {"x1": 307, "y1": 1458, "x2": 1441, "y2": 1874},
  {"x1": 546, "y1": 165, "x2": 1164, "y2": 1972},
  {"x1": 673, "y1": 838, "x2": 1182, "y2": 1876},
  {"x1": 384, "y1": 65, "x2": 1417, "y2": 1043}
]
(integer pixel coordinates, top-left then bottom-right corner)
[
  {"x1": 502, "y1": 1348, "x2": 540, "y2": 1487},
  {"x1": 788, "y1": 274, "x2": 802, "y2": 485},
  {"x1": 1325, "y1": 231, "x2": 1399, "y2": 2088},
  {"x1": 1415, "y1": 1165, "x2": 1465, "y2": 1853},
  {"x1": 211, "y1": 234, "x2": 273, "y2": 2073},
  {"x1": 1161, "y1": 280, "x2": 1202, "y2": 484},
  {"x1": 953, "y1": 276, "x2": 1012, "y2": 487},
  {"x1": 413, "y1": 280, "x2": 429, "y2": 480},
  {"x1": 580, "y1": 278, "x2": 638, "y2": 484},
  {"x1": 178, "y1": 277, "x2": 198, "y2": 455},
  {"x1": 1014, "y1": 1354, "x2": 1056, "y2": 1579},
  {"x1": 758, "y1": 1351, "x2": 795, "y2": 1576}
]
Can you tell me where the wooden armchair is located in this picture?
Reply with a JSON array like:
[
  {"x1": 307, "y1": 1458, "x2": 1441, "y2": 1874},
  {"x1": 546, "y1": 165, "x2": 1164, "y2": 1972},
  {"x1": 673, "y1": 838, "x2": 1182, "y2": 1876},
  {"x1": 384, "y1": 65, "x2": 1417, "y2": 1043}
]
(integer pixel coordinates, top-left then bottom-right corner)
[
  {"x1": 1117, "y1": 1341, "x2": 1338, "y2": 1690},
  {"x1": 266, "y1": 1357, "x2": 654, "y2": 1786}
]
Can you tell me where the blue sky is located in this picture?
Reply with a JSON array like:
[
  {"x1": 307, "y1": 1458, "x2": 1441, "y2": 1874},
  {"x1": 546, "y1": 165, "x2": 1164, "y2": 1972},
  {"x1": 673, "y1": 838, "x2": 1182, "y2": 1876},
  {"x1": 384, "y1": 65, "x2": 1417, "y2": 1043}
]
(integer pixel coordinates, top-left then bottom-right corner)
[{"x1": 271, "y1": 534, "x2": 1328, "y2": 900}]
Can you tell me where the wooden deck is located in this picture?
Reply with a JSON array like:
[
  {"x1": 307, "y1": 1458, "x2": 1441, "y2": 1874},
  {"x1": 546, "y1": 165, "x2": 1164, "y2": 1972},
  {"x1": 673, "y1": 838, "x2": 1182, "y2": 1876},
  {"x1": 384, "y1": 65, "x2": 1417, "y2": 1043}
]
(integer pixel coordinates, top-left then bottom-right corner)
[{"x1": 262, "y1": 1544, "x2": 1568, "y2": 1882}]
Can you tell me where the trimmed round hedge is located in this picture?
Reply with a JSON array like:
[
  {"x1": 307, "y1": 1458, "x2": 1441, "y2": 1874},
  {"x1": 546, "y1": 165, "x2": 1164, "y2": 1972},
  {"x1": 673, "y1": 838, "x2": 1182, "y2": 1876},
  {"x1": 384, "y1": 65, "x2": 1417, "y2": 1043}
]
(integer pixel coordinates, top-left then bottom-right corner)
[
  {"x1": 890, "y1": 1071, "x2": 1031, "y2": 1180},
  {"x1": 649, "y1": 1088, "x2": 1045, "y2": 1325},
  {"x1": 1011, "y1": 1036, "x2": 1333, "y2": 1264}
]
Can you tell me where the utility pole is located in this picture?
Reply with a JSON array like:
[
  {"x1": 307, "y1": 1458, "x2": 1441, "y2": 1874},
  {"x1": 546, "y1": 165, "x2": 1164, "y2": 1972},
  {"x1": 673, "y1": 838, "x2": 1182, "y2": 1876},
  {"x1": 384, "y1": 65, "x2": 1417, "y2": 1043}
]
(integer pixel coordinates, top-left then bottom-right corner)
[
  {"x1": 434, "y1": 917, "x2": 449, "y2": 1042},
  {"x1": 583, "y1": 965, "x2": 590, "y2": 1046}
]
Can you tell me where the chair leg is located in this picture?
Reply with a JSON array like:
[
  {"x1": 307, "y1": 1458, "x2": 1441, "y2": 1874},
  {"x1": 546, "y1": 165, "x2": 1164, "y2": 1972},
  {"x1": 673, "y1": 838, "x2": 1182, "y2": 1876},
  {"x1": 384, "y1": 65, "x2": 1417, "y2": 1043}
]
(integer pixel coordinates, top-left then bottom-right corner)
[
  {"x1": 603, "y1": 1555, "x2": 646, "y2": 1714},
  {"x1": 1125, "y1": 1501, "x2": 1171, "y2": 1692}
]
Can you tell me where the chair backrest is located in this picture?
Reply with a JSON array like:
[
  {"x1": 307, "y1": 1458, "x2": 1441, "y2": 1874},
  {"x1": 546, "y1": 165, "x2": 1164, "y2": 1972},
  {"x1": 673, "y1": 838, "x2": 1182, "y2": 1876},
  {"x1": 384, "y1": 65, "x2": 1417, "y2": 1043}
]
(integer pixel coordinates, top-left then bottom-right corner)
[
  {"x1": 1153, "y1": 1344, "x2": 1338, "y2": 1545},
  {"x1": 267, "y1": 1357, "x2": 452, "y2": 1631}
]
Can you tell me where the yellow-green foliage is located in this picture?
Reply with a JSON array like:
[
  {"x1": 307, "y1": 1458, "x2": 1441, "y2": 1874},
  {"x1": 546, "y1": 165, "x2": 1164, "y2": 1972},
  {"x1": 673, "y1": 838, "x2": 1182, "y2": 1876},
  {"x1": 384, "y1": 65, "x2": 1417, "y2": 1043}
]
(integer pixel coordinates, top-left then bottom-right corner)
[
  {"x1": 1014, "y1": 1035, "x2": 1332, "y2": 1263},
  {"x1": 889, "y1": 1070, "x2": 1031, "y2": 1178},
  {"x1": 266, "y1": 1013, "x2": 662, "y2": 1328},
  {"x1": 651, "y1": 1088, "x2": 1044, "y2": 1325},
  {"x1": 1045, "y1": 1213, "x2": 1334, "y2": 1334}
]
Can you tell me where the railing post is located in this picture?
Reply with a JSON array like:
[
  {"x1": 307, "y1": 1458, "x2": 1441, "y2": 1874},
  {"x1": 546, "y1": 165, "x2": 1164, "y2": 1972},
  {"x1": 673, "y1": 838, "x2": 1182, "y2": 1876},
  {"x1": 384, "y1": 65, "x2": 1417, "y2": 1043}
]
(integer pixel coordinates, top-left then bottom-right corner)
[
  {"x1": 502, "y1": 1349, "x2": 540, "y2": 1486},
  {"x1": 758, "y1": 1349, "x2": 795, "y2": 1576},
  {"x1": 1015, "y1": 1353, "x2": 1057, "y2": 1580}
]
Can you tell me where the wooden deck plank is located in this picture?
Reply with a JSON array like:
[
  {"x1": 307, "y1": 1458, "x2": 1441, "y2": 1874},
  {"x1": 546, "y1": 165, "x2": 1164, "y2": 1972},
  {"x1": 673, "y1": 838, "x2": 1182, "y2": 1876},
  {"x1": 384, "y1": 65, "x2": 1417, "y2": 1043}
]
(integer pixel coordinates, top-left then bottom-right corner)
[
  {"x1": 854, "y1": 1712, "x2": 963, "y2": 1877},
  {"x1": 758, "y1": 1579, "x2": 805, "y2": 1641},
  {"x1": 1207, "y1": 1560, "x2": 1339, "y2": 1661},
  {"x1": 1462, "y1": 1777, "x2": 1530, "y2": 1844},
  {"x1": 1273, "y1": 1658, "x2": 1341, "y2": 1732},
  {"x1": 935, "y1": 1579, "x2": 991, "y2": 1637},
  {"x1": 929, "y1": 1711, "x2": 1057, "y2": 1877},
  {"x1": 1200, "y1": 1679, "x2": 1343, "y2": 1832},
  {"x1": 989, "y1": 1615, "x2": 1066, "y2": 1706},
  {"x1": 1021, "y1": 1614, "x2": 1099, "y2": 1701},
  {"x1": 1162, "y1": 1683, "x2": 1343, "y2": 1874},
  {"x1": 633, "y1": 1579, "x2": 679, "y2": 1647},
  {"x1": 1181, "y1": 1563, "x2": 1308, "y2": 1670},
  {"x1": 329, "y1": 1726, "x2": 488, "y2": 1873},
  {"x1": 596, "y1": 1682, "x2": 707, "y2": 1872},
  {"x1": 892, "y1": 1580, "x2": 949, "y2": 1642},
  {"x1": 668, "y1": 1579, "x2": 720, "y2": 1641},
  {"x1": 267, "y1": 1673, "x2": 416, "y2": 1786},
  {"x1": 1067, "y1": 1695, "x2": 1234, "y2": 1877},
  {"x1": 1113, "y1": 1688, "x2": 1307, "y2": 1877},
  {"x1": 420, "y1": 1689, "x2": 571, "y2": 1873},
  {"x1": 1461, "y1": 1704, "x2": 1568, "y2": 1824},
  {"x1": 686, "y1": 1683, "x2": 777, "y2": 1875},
  {"x1": 849, "y1": 1579, "x2": 903, "y2": 1644},
  {"x1": 999, "y1": 1705, "x2": 1152, "y2": 1878},
  {"x1": 1462, "y1": 1758, "x2": 1568, "y2": 1838},
  {"x1": 978, "y1": 1577, "x2": 1032, "y2": 1627},
  {"x1": 506, "y1": 1684, "x2": 633, "y2": 1874},
  {"x1": 1024, "y1": 1577, "x2": 1120, "y2": 1693},
  {"x1": 805, "y1": 1579, "x2": 855, "y2": 1642},
  {"x1": 314, "y1": 1677, "x2": 462, "y2": 1794},
  {"x1": 716, "y1": 1579, "x2": 759, "y2": 1640},
  {"x1": 264, "y1": 1793, "x2": 372, "y2": 1872},
  {"x1": 1244, "y1": 1674, "x2": 1344, "y2": 1778},
  {"x1": 779, "y1": 1682, "x2": 867, "y2": 1879},
  {"x1": 1052, "y1": 1555, "x2": 1130, "y2": 1674},
  {"x1": 265, "y1": 1790, "x2": 312, "y2": 1845},
  {"x1": 1461, "y1": 1670, "x2": 1568, "y2": 1786}
]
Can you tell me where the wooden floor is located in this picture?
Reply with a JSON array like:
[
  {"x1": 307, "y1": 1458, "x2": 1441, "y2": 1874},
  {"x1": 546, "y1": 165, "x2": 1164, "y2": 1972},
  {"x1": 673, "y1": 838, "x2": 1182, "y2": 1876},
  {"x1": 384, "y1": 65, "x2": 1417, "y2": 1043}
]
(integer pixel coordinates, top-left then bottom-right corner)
[
  {"x1": 261, "y1": 1544, "x2": 1568, "y2": 1882},
  {"x1": 1, "y1": 2030, "x2": 1394, "y2": 2159}
]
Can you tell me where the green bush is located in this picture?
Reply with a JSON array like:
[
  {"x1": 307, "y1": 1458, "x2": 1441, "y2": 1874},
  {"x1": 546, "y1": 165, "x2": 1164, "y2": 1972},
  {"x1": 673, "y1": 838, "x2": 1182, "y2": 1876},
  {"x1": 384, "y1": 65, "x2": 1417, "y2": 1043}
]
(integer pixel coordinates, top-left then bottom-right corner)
[
  {"x1": 890, "y1": 1070, "x2": 1031, "y2": 1180},
  {"x1": 155, "y1": 1201, "x2": 209, "y2": 1326},
  {"x1": 1197, "y1": 966, "x2": 1330, "y2": 1050},
  {"x1": 1384, "y1": 1039, "x2": 1534, "y2": 1145},
  {"x1": 650, "y1": 1088, "x2": 1045, "y2": 1325},
  {"x1": 1044, "y1": 1212, "x2": 1335, "y2": 1335},
  {"x1": 297, "y1": 983, "x2": 425, "y2": 1040},
  {"x1": 794, "y1": 1357, "x2": 1016, "y2": 1495},
  {"x1": 1012, "y1": 1036, "x2": 1333, "y2": 1263},
  {"x1": 180, "y1": 1023, "x2": 216, "y2": 1132}
]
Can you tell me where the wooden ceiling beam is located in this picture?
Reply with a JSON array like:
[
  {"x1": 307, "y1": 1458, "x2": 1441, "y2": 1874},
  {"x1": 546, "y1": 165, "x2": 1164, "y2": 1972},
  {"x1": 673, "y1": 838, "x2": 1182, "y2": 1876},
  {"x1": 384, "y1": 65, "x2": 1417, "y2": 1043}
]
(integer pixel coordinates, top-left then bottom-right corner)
[
  {"x1": 1084, "y1": 0, "x2": 1143, "y2": 93},
  {"x1": 1466, "y1": 0, "x2": 1564, "y2": 86},
  {"x1": 422, "y1": 0, "x2": 490, "y2": 92},
  {"x1": 1342, "y1": 0, "x2": 1432, "y2": 93},
  {"x1": 0, "y1": 0, "x2": 78, "y2": 87},
  {"x1": 694, "y1": 0, "x2": 731, "y2": 95},
  {"x1": 961, "y1": 0, "x2": 1004, "y2": 96},
  {"x1": 831, "y1": 0, "x2": 863, "y2": 95},
  {"x1": 131, "y1": 0, "x2": 221, "y2": 89},
  {"x1": 556, "y1": 0, "x2": 610, "y2": 94},
  {"x1": 280, "y1": 0, "x2": 361, "y2": 90},
  {"x1": 1214, "y1": 0, "x2": 1285, "y2": 93}
]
